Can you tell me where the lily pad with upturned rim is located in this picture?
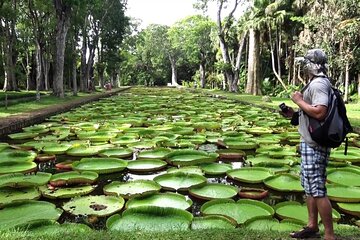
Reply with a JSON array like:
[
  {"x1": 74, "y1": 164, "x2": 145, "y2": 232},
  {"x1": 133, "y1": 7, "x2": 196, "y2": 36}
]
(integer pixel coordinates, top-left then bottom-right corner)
[
  {"x1": 0, "y1": 200, "x2": 63, "y2": 230},
  {"x1": 66, "y1": 146, "x2": 100, "y2": 157},
  {"x1": 0, "y1": 187, "x2": 41, "y2": 206},
  {"x1": 226, "y1": 167, "x2": 274, "y2": 183},
  {"x1": 106, "y1": 206, "x2": 193, "y2": 232},
  {"x1": 127, "y1": 159, "x2": 167, "y2": 172},
  {"x1": 216, "y1": 149, "x2": 246, "y2": 161},
  {"x1": 72, "y1": 158, "x2": 128, "y2": 174},
  {"x1": 165, "y1": 150, "x2": 218, "y2": 166},
  {"x1": 98, "y1": 148, "x2": 133, "y2": 158},
  {"x1": 137, "y1": 148, "x2": 172, "y2": 160},
  {"x1": 39, "y1": 185, "x2": 96, "y2": 199},
  {"x1": 189, "y1": 183, "x2": 238, "y2": 200},
  {"x1": 238, "y1": 188, "x2": 269, "y2": 200},
  {"x1": 8, "y1": 132, "x2": 39, "y2": 140},
  {"x1": 0, "y1": 172, "x2": 51, "y2": 188},
  {"x1": 0, "y1": 161, "x2": 37, "y2": 174},
  {"x1": 42, "y1": 143, "x2": 72, "y2": 155},
  {"x1": 263, "y1": 174, "x2": 303, "y2": 192},
  {"x1": 62, "y1": 195, "x2": 124, "y2": 217},
  {"x1": 49, "y1": 171, "x2": 98, "y2": 187},
  {"x1": 166, "y1": 166, "x2": 204, "y2": 175},
  {"x1": 200, "y1": 199, "x2": 274, "y2": 225},
  {"x1": 125, "y1": 192, "x2": 192, "y2": 210},
  {"x1": 0, "y1": 150, "x2": 37, "y2": 163},
  {"x1": 337, "y1": 202, "x2": 360, "y2": 217},
  {"x1": 191, "y1": 215, "x2": 237, "y2": 230},
  {"x1": 327, "y1": 184, "x2": 360, "y2": 202},
  {"x1": 244, "y1": 216, "x2": 304, "y2": 232},
  {"x1": 327, "y1": 168, "x2": 360, "y2": 186},
  {"x1": 103, "y1": 180, "x2": 161, "y2": 199},
  {"x1": 200, "y1": 163, "x2": 232, "y2": 175},
  {"x1": 153, "y1": 172, "x2": 207, "y2": 191}
]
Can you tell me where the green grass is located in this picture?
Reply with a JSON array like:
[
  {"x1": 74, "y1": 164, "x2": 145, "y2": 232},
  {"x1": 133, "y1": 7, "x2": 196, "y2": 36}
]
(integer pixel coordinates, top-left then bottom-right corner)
[
  {"x1": 0, "y1": 91, "x2": 48, "y2": 101},
  {"x1": 1, "y1": 227, "x2": 359, "y2": 240}
]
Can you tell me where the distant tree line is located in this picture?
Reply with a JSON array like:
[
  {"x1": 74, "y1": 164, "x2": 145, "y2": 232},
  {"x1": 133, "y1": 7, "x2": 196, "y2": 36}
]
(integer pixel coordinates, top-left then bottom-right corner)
[{"x1": 1, "y1": 0, "x2": 360, "y2": 102}]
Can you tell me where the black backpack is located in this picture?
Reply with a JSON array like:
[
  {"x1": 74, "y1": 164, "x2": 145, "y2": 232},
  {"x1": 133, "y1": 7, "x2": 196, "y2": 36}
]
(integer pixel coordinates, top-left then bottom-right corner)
[{"x1": 307, "y1": 81, "x2": 353, "y2": 149}]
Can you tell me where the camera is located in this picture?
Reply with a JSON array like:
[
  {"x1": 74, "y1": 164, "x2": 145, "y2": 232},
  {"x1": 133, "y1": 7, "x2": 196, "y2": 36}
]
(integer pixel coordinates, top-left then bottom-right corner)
[{"x1": 279, "y1": 103, "x2": 289, "y2": 113}]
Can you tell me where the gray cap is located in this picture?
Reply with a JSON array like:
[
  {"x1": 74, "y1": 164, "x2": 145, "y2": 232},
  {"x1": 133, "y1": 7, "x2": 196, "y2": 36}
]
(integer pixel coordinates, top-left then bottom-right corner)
[{"x1": 304, "y1": 49, "x2": 327, "y2": 65}]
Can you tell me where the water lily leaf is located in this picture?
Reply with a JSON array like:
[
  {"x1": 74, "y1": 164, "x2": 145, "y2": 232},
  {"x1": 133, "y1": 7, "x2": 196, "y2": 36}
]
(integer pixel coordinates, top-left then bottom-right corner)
[
  {"x1": 106, "y1": 206, "x2": 193, "y2": 232},
  {"x1": 49, "y1": 171, "x2": 98, "y2": 187},
  {"x1": 154, "y1": 172, "x2": 207, "y2": 191},
  {"x1": 189, "y1": 183, "x2": 238, "y2": 200},
  {"x1": 137, "y1": 148, "x2": 172, "y2": 160},
  {"x1": 98, "y1": 148, "x2": 133, "y2": 158},
  {"x1": 127, "y1": 159, "x2": 167, "y2": 172},
  {"x1": 72, "y1": 157, "x2": 128, "y2": 174},
  {"x1": 200, "y1": 163, "x2": 232, "y2": 175},
  {"x1": 263, "y1": 174, "x2": 303, "y2": 192},
  {"x1": 103, "y1": 180, "x2": 161, "y2": 199},
  {"x1": 337, "y1": 202, "x2": 360, "y2": 217},
  {"x1": 62, "y1": 195, "x2": 124, "y2": 217},
  {"x1": 0, "y1": 172, "x2": 51, "y2": 188},
  {"x1": 327, "y1": 184, "x2": 360, "y2": 202},
  {"x1": 227, "y1": 167, "x2": 273, "y2": 183},
  {"x1": 0, "y1": 187, "x2": 40, "y2": 206},
  {"x1": 0, "y1": 200, "x2": 62, "y2": 230},
  {"x1": 8, "y1": 132, "x2": 39, "y2": 140},
  {"x1": 39, "y1": 185, "x2": 96, "y2": 199},
  {"x1": 0, "y1": 161, "x2": 37, "y2": 174},
  {"x1": 0, "y1": 149, "x2": 37, "y2": 163},
  {"x1": 191, "y1": 215, "x2": 237, "y2": 230},
  {"x1": 166, "y1": 150, "x2": 218, "y2": 166},
  {"x1": 126, "y1": 192, "x2": 192, "y2": 210},
  {"x1": 327, "y1": 168, "x2": 360, "y2": 186}
]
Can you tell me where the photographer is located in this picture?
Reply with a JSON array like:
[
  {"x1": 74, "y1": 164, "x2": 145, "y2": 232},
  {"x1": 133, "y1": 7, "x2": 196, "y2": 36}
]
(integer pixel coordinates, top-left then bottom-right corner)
[{"x1": 280, "y1": 49, "x2": 335, "y2": 240}]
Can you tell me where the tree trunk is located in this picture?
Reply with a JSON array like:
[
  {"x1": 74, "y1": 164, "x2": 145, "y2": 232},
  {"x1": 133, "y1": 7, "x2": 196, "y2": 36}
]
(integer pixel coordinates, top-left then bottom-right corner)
[
  {"x1": 42, "y1": 54, "x2": 50, "y2": 91},
  {"x1": 80, "y1": 29, "x2": 87, "y2": 92},
  {"x1": 53, "y1": 0, "x2": 71, "y2": 97},
  {"x1": 2, "y1": 17, "x2": 18, "y2": 91},
  {"x1": 344, "y1": 61, "x2": 349, "y2": 103},
  {"x1": 357, "y1": 73, "x2": 360, "y2": 99},
  {"x1": 233, "y1": 31, "x2": 247, "y2": 92},
  {"x1": 199, "y1": 59, "x2": 206, "y2": 88},
  {"x1": 35, "y1": 40, "x2": 42, "y2": 100},
  {"x1": 169, "y1": 56, "x2": 178, "y2": 86},
  {"x1": 72, "y1": 40, "x2": 78, "y2": 96},
  {"x1": 246, "y1": 28, "x2": 261, "y2": 95}
]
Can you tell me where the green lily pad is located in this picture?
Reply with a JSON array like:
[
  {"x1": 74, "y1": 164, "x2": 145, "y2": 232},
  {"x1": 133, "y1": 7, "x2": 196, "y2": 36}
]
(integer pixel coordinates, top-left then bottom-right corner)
[
  {"x1": 0, "y1": 161, "x2": 37, "y2": 174},
  {"x1": 200, "y1": 163, "x2": 232, "y2": 175},
  {"x1": 191, "y1": 215, "x2": 237, "y2": 230},
  {"x1": 0, "y1": 172, "x2": 51, "y2": 188},
  {"x1": 226, "y1": 167, "x2": 274, "y2": 183},
  {"x1": 275, "y1": 201, "x2": 341, "y2": 223},
  {"x1": 39, "y1": 185, "x2": 96, "y2": 199},
  {"x1": 0, "y1": 150, "x2": 37, "y2": 163},
  {"x1": 0, "y1": 200, "x2": 62, "y2": 230},
  {"x1": 244, "y1": 216, "x2": 304, "y2": 232},
  {"x1": 167, "y1": 166, "x2": 204, "y2": 175},
  {"x1": 127, "y1": 159, "x2": 167, "y2": 172},
  {"x1": 42, "y1": 143, "x2": 72, "y2": 155},
  {"x1": 327, "y1": 168, "x2": 360, "y2": 186},
  {"x1": 200, "y1": 199, "x2": 274, "y2": 225},
  {"x1": 221, "y1": 137, "x2": 258, "y2": 150},
  {"x1": 49, "y1": 171, "x2": 98, "y2": 187},
  {"x1": 72, "y1": 157, "x2": 128, "y2": 174},
  {"x1": 111, "y1": 135, "x2": 139, "y2": 145},
  {"x1": 216, "y1": 149, "x2": 246, "y2": 161},
  {"x1": 337, "y1": 202, "x2": 360, "y2": 217},
  {"x1": 189, "y1": 183, "x2": 238, "y2": 200},
  {"x1": 98, "y1": 148, "x2": 133, "y2": 158},
  {"x1": 263, "y1": 174, "x2": 303, "y2": 192},
  {"x1": 126, "y1": 192, "x2": 192, "y2": 210},
  {"x1": 62, "y1": 195, "x2": 124, "y2": 217},
  {"x1": 127, "y1": 140, "x2": 157, "y2": 149},
  {"x1": 106, "y1": 206, "x2": 193, "y2": 232},
  {"x1": 166, "y1": 150, "x2": 218, "y2": 166},
  {"x1": 137, "y1": 148, "x2": 172, "y2": 160},
  {"x1": 66, "y1": 146, "x2": 100, "y2": 156},
  {"x1": 246, "y1": 127, "x2": 273, "y2": 135},
  {"x1": 8, "y1": 132, "x2": 39, "y2": 140},
  {"x1": 330, "y1": 151, "x2": 360, "y2": 163},
  {"x1": 154, "y1": 172, "x2": 207, "y2": 191},
  {"x1": 327, "y1": 184, "x2": 360, "y2": 202},
  {"x1": 103, "y1": 180, "x2": 161, "y2": 199},
  {"x1": 0, "y1": 187, "x2": 41, "y2": 206}
]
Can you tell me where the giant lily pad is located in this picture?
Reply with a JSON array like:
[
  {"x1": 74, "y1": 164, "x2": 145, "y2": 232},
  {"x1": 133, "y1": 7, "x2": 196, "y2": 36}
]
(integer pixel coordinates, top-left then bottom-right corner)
[
  {"x1": 103, "y1": 180, "x2": 161, "y2": 199},
  {"x1": 0, "y1": 150, "x2": 37, "y2": 163},
  {"x1": 98, "y1": 148, "x2": 133, "y2": 158},
  {"x1": 0, "y1": 187, "x2": 41, "y2": 206},
  {"x1": 327, "y1": 184, "x2": 360, "y2": 202},
  {"x1": 337, "y1": 202, "x2": 360, "y2": 217},
  {"x1": 42, "y1": 143, "x2": 72, "y2": 155},
  {"x1": 0, "y1": 172, "x2": 51, "y2": 188},
  {"x1": 263, "y1": 174, "x2": 303, "y2": 192},
  {"x1": 72, "y1": 158, "x2": 128, "y2": 174},
  {"x1": 275, "y1": 201, "x2": 340, "y2": 223},
  {"x1": 137, "y1": 148, "x2": 172, "y2": 160},
  {"x1": 167, "y1": 166, "x2": 204, "y2": 175},
  {"x1": 154, "y1": 172, "x2": 207, "y2": 191},
  {"x1": 8, "y1": 132, "x2": 39, "y2": 140},
  {"x1": 126, "y1": 192, "x2": 192, "y2": 210},
  {"x1": 39, "y1": 185, "x2": 96, "y2": 199},
  {"x1": 226, "y1": 167, "x2": 273, "y2": 183},
  {"x1": 244, "y1": 216, "x2": 304, "y2": 232},
  {"x1": 0, "y1": 200, "x2": 62, "y2": 230},
  {"x1": 165, "y1": 150, "x2": 218, "y2": 166},
  {"x1": 62, "y1": 195, "x2": 124, "y2": 216},
  {"x1": 106, "y1": 206, "x2": 193, "y2": 232},
  {"x1": 330, "y1": 151, "x2": 360, "y2": 163},
  {"x1": 200, "y1": 199, "x2": 274, "y2": 225},
  {"x1": 221, "y1": 137, "x2": 258, "y2": 150},
  {"x1": 200, "y1": 163, "x2": 232, "y2": 175},
  {"x1": 216, "y1": 149, "x2": 246, "y2": 161},
  {"x1": 327, "y1": 168, "x2": 360, "y2": 186},
  {"x1": 189, "y1": 183, "x2": 238, "y2": 200},
  {"x1": 127, "y1": 159, "x2": 167, "y2": 172},
  {"x1": 66, "y1": 146, "x2": 100, "y2": 156},
  {"x1": 49, "y1": 171, "x2": 98, "y2": 187},
  {"x1": 0, "y1": 161, "x2": 37, "y2": 174},
  {"x1": 191, "y1": 215, "x2": 237, "y2": 230}
]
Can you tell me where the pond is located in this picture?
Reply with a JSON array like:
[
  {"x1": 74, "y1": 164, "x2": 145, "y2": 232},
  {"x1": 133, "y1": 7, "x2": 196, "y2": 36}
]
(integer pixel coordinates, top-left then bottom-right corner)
[{"x1": 0, "y1": 87, "x2": 359, "y2": 232}]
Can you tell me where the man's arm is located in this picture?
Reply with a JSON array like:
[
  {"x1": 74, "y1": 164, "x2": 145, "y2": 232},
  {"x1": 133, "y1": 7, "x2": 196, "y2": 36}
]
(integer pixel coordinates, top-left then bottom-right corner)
[{"x1": 291, "y1": 91, "x2": 327, "y2": 121}]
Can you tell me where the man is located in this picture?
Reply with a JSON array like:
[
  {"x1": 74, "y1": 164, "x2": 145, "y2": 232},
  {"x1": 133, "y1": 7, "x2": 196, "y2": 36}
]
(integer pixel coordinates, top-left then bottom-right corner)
[{"x1": 282, "y1": 49, "x2": 335, "y2": 240}]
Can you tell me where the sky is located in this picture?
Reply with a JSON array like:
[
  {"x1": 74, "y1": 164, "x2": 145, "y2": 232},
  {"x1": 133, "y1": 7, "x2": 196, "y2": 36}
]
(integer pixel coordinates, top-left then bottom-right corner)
[{"x1": 126, "y1": 0, "x2": 247, "y2": 29}]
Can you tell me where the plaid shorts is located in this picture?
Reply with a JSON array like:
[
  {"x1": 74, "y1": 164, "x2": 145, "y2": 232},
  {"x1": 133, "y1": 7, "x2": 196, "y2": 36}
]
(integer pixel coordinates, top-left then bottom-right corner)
[{"x1": 300, "y1": 141, "x2": 330, "y2": 197}]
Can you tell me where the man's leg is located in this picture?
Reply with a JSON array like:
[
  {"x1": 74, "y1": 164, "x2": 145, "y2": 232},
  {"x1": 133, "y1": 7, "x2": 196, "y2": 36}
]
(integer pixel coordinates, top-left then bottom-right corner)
[
  {"x1": 306, "y1": 196, "x2": 319, "y2": 230},
  {"x1": 316, "y1": 196, "x2": 335, "y2": 240}
]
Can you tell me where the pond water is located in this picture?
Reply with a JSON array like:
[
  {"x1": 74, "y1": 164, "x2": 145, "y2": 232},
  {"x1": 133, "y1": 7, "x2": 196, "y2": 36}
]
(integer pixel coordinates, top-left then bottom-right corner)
[{"x1": 0, "y1": 88, "x2": 359, "y2": 231}]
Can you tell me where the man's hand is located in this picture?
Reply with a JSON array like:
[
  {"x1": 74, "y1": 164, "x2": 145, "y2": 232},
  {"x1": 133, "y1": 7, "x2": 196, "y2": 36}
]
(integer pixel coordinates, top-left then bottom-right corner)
[
  {"x1": 291, "y1": 91, "x2": 303, "y2": 105},
  {"x1": 279, "y1": 106, "x2": 295, "y2": 119}
]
